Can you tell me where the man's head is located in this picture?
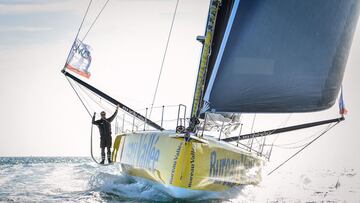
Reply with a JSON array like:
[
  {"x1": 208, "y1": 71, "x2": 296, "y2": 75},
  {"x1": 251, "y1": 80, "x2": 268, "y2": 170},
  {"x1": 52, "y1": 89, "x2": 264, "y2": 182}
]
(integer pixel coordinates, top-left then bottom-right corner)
[{"x1": 100, "y1": 111, "x2": 106, "y2": 119}]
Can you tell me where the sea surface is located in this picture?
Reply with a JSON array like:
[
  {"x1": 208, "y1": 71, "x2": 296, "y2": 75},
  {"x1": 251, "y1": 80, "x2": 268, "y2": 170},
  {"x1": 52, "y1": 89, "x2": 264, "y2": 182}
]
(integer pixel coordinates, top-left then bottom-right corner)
[{"x1": 0, "y1": 157, "x2": 359, "y2": 202}]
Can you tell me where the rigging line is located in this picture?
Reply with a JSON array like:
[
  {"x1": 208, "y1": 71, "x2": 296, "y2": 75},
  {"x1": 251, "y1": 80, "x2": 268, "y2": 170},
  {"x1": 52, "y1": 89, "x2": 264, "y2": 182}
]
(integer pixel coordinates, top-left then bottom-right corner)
[
  {"x1": 66, "y1": 77, "x2": 92, "y2": 118},
  {"x1": 64, "y1": 0, "x2": 93, "y2": 66},
  {"x1": 77, "y1": 82, "x2": 114, "y2": 110},
  {"x1": 75, "y1": 83, "x2": 97, "y2": 115},
  {"x1": 268, "y1": 121, "x2": 341, "y2": 176},
  {"x1": 236, "y1": 114, "x2": 292, "y2": 145},
  {"x1": 270, "y1": 124, "x2": 332, "y2": 148},
  {"x1": 272, "y1": 114, "x2": 292, "y2": 145},
  {"x1": 265, "y1": 113, "x2": 293, "y2": 156},
  {"x1": 80, "y1": 86, "x2": 139, "y2": 126},
  {"x1": 71, "y1": 79, "x2": 98, "y2": 117},
  {"x1": 238, "y1": 114, "x2": 292, "y2": 148},
  {"x1": 72, "y1": 78, "x2": 109, "y2": 115},
  {"x1": 249, "y1": 114, "x2": 257, "y2": 148},
  {"x1": 257, "y1": 114, "x2": 292, "y2": 158},
  {"x1": 75, "y1": 81, "x2": 110, "y2": 117},
  {"x1": 76, "y1": 0, "x2": 93, "y2": 40},
  {"x1": 136, "y1": 104, "x2": 180, "y2": 112},
  {"x1": 270, "y1": 125, "x2": 332, "y2": 150},
  {"x1": 73, "y1": 79, "x2": 98, "y2": 110},
  {"x1": 77, "y1": 84, "x2": 144, "y2": 128},
  {"x1": 73, "y1": 79, "x2": 117, "y2": 114},
  {"x1": 149, "y1": 0, "x2": 180, "y2": 119},
  {"x1": 250, "y1": 114, "x2": 257, "y2": 133},
  {"x1": 77, "y1": 83, "x2": 130, "y2": 126},
  {"x1": 82, "y1": 86, "x2": 131, "y2": 120},
  {"x1": 81, "y1": 0, "x2": 111, "y2": 42}
]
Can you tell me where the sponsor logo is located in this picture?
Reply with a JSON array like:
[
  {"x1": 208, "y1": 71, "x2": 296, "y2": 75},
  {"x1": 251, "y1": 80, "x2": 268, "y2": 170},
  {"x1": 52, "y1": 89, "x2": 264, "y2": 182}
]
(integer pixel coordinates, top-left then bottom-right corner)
[
  {"x1": 209, "y1": 151, "x2": 256, "y2": 186},
  {"x1": 169, "y1": 143, "x2": 183, "y2": 184},
  {"x1": 188, "y1": 146, "x2": 195, "y2": 188},
  {"x1": 124, "y1": 133, "x2": 160, "y2": 171}
]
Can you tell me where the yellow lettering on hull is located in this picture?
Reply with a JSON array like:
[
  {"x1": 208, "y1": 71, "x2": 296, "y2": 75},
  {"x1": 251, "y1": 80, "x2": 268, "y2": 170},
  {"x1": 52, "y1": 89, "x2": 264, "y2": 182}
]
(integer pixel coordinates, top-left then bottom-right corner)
[{"x1": 115, "y1": 132, "x2": 263, "y2": 192}]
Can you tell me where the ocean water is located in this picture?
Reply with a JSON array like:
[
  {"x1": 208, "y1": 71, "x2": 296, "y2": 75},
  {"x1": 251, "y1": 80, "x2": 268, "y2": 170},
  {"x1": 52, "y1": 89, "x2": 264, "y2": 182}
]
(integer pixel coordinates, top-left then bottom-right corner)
[{"x1": 0, "y1": 157, "x2": 359, "y2": 203}]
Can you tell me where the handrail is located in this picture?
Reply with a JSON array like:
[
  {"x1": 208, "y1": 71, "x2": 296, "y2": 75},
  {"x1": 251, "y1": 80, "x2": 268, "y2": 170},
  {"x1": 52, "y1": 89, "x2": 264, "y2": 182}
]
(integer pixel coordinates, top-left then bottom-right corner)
[
  {"x1": 176, "y1": 104, "x2": 187, "y2": 129},
  {"x1": 109, "y1": 104, "x2": 189, "y2": 133}
]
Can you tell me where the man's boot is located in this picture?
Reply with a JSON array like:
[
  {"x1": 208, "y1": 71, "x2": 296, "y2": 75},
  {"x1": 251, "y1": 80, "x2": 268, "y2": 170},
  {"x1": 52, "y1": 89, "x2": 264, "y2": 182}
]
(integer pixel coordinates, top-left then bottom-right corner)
[
  {"x1": 100, "y1": 159, "x2": 105, "y2": 164},
  {"x1": 108, "y1": 158, "x2": 112, "y2": 164}
]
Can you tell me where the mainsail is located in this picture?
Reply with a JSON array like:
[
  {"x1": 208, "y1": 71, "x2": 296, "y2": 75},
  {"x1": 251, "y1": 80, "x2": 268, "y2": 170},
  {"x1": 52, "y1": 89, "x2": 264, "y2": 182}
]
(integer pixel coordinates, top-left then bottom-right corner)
[{"x1": 199, "y1": 0, "x2": 360, "y2": 114}]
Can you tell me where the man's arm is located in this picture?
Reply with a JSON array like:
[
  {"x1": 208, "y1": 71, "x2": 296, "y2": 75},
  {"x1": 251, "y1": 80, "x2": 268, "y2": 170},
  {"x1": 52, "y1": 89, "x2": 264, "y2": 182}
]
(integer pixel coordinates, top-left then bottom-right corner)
[
  {"x1": 108, "y1": 105, "x2": 119, "y2": 122},
  {"x1": 92, "y1": 113, "x2": 99, "y2": 125}
]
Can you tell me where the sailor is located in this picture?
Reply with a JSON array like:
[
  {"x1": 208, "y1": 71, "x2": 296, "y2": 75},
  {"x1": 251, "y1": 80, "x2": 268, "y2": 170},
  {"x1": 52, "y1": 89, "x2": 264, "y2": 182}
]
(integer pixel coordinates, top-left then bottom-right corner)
[{"x1": 92, "y1": 105, "x2": 119, "y2": 164}]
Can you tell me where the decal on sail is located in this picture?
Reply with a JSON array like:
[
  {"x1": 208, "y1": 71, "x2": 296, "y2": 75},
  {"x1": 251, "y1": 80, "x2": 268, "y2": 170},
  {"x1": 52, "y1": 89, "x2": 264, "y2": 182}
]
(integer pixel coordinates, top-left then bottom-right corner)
[{"x1": 66, "y1": 39, "x2": 92, "y2": 79}]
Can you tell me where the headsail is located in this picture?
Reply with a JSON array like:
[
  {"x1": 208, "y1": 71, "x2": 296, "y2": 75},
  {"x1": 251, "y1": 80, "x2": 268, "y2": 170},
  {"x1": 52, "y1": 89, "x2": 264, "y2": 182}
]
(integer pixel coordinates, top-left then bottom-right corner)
[{"x1": 201, "y1": 0, "x2": 360, "y2": 113}]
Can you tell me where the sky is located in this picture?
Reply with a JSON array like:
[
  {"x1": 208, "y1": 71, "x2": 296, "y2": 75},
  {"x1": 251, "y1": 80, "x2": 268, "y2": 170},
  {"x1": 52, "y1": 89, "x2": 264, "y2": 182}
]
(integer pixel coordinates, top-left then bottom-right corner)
[{"x1": 0, "y1": 0, "x2": 360, "y2": 173}]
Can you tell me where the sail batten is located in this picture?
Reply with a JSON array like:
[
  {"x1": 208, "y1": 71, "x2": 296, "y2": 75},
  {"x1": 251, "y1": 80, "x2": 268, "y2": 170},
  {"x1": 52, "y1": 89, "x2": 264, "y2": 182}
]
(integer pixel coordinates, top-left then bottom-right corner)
[{"x1": 201, "y1": 0, "x2": 360, "y2": 113}]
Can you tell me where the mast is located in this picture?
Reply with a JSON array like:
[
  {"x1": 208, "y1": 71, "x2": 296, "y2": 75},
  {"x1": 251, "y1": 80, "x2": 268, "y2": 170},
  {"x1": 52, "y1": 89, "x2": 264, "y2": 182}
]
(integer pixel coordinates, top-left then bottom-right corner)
[
  {"x1": 190, "y1": 0, "x2": 222, "y2": 120},
  {"x1": 189, "y1": 0, "x2": 240, "y2": 133},
  {"x1": 62, "y1": 70, "x2": 164, "y2": 131}
]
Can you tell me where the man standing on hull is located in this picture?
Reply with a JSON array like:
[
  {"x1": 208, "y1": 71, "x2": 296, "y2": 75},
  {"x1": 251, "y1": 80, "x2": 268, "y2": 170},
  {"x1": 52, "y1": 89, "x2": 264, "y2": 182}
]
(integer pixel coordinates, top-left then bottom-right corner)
[{"x1": 92, "y1": 105, "x2": 119, "y2": 164}]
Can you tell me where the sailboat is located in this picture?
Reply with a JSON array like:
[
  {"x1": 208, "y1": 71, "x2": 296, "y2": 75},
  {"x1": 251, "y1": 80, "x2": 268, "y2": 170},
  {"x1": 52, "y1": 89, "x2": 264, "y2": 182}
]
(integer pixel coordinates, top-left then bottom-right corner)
[{"x1": 61, "y1": 0, "x2": 360, "y2": 198}]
